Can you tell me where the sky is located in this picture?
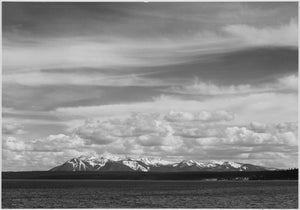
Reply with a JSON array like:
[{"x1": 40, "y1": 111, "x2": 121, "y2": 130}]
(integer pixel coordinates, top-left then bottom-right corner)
[{"x1": 2, "y1": 2, "x2": 298, "y2": 171}]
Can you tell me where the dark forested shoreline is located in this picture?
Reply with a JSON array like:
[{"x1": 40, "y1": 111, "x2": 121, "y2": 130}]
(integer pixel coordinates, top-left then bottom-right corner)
[{"x1": 2, "y1": 169, "x2": 298, "y2": 180}]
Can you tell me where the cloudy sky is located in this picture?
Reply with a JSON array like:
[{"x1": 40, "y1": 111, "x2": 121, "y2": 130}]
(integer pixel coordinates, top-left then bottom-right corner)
[{"x1": 2, "y1": 2, "x2": 298, "y2": 171}]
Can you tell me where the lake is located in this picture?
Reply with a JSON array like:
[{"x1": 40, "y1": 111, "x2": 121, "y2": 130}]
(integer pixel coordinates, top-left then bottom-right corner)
[{"x1": 2, "y1": 180, "x2": 298, "y2": 208}]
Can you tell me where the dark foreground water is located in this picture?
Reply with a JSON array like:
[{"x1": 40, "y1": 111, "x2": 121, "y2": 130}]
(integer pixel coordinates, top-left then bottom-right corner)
[{"x1": 2, "y1": 180, "x2": 298, "y2": 208}]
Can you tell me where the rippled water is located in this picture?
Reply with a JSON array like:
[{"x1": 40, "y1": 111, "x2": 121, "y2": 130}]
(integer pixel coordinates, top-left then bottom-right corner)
[{"x1": 2, "y1": 180, "x2": 298, "y2": 208}]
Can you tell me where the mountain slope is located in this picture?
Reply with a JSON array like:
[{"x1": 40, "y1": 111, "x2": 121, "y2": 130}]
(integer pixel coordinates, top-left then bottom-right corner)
[{"x1": 50, "y1": 155, "x2": 273, "y2": 172}]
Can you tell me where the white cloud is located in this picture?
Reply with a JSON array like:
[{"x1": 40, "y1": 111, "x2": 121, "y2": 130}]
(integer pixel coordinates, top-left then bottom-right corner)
[
  {"x1": 249, "y1": 121, "x2": 298, "y2": 134},
  {"x1": 164, "y1": 110, "x2": 234, "y2": 122},
  {"x1": 74, "y1": 120, "x2": 120, "y2": 145},
  {"x1": 179, "y1": 127, "x2": 224, "y2": 139},
  {"x1": 73, "y1": 113, "x2": 178, "y2": 147},
  {"x1": 2, "y1": 149, "x2": 93, "y2": 171},
  {"x1": 175, "y1": 121, "x2": 298, "y2": 147},
  {"x1": 55, "y1": 90, "x2": 297, "y2": 126},
  {"x1": 170, "y1": 79, "x2": 253, "y2": 95},
  {"x1": 3, "y1": 134, "x2": 85, "y2": 153},
  {"x1": 224, "y1": 125, "x2": 297, "y2": 146},
  {"x1": 168, "y1": 74, "x2": 298, "y2": 96},
  {"x1": 278, "y1": 74, "x2": 298, "y2": 91},
  {"x1": 3, "y1": 31, "x2": 233, "y2": 77},
  {"x1": 31, "y1": 134, "x2": 85, "y2": 151},
  {"x1": 3, "y1": 136, "x2": 29, "y2": 151},
  {"x1": 223, "y1": 18, "x2": 298, "y2": 47},
  {"x1": 249, "y1": 121, "x2": 268, "y2": 133},
  {"x1": 2, "y1": 122, "x2": 25, "y2": 135},
  {"x1": 3, "y1": 69, "x2": 167, "y2": 87},
  {"x1": 3, "y1": 111, "x2": 297, "y2": 170}
]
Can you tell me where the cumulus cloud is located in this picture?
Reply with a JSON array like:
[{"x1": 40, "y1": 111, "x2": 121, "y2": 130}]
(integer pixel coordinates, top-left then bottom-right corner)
[
  {"x1": 224, "y1": 126, "x2": 297, "y2": 146},
  {"x1": 164, "y1": 110, "x2": 234, "y2": 122},
  {"x1": 55, "y1": 90, "x2": 297, "y2": 126},
  {"x1": 168, "y1": 74, "x2": 298, "y2": 96},
  {"x1": 178, "y1": 127, "x2": 224, "y2": 139},
  {"x1": 74, "y1": 120, "x2": 120, "y2": 145},
  {"x1": 31, "y1": 134, "x2": 85, "y2": 152},
  {"x1": 223, "y1": 18, "x2": 298, "y2": 47},
  {"x1": 3, "y1": 136, "x2": 29, "y2": 151},
  {"x1": 249, "y1": 121, "x2": 298, "y2": 134},
  {"x1": 3, "y1": 134, "x2": 85, "y2": 153},
  {"x1": 249, "y1": 121, "x2": 268, "y2": 133},
  {"x1": 2, "y1": 122, "x2": 25, "y2": 135},
  {"x1": 73, "y1": 113, "x2": 180, "y2": 147},
  {"x1": 3, "y1": 111, "x2": 297, "y2": 170},
  {"x1": 71, "y1": 111, "x2": 233, "y2": 147},
  {"x1": 177, "y1": 122, "x2": 298, "y2": 147},
  {"x1": 278, "y1": 74, "x2": 298, "y2": 91},
  {"x1": 170, "y1": 80, "x2": 253, "y2": 96}
]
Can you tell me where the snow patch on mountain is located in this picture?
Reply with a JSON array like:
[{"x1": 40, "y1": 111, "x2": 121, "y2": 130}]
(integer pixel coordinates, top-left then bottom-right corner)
[
  {"x1": 139, "y1": 157, "x2": 174, "y2": 166},
  {"x1": 67, "y1": 158, "x2": 87, "y2": 171},
  {"x1": 225, "y1": 161, "x2": 242, "y2": 169},
  {"x1": 122, "y1": 160, "x2": 149, "y2": 172}
]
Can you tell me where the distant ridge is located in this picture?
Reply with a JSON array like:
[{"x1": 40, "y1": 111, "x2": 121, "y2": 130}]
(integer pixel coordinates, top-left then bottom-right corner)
[{"x1": 50, "y1": 155, "x2": 274, "y2": 172}]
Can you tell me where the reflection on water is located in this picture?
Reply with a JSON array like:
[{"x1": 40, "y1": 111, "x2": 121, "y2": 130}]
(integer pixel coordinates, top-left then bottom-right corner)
[{"x1": 2, "y1": 180, "x2": 298, "y2": 208}]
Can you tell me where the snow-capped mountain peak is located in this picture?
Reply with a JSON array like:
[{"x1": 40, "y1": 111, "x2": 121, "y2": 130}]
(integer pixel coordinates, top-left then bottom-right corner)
[
  {"x1": 50, "y1": 155, "x2": 272, "y2": 172},
  {"x1": 224, "y1": 161, "x2": 242, "y2": 169},
  {"x1": 122, "y1": 160, "x2": 149, "y2": 172},
  {"x1": 139, "y1": 157, "x2": 174, "y2": 166}
]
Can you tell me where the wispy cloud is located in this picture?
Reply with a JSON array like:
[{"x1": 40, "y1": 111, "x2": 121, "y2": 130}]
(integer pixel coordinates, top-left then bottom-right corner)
[
  {"x1": 167, "y1": 74, "x2": 298, "y2": 95},
  {"x1": 223, "y1": 18, "x2": 298, "y2": 47},
  {"x1": 54, "y1": 91, "x2": 297, "y2": 126}
]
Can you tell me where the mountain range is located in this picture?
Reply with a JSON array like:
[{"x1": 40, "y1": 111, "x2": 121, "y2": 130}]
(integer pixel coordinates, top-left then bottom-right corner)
[{"x1": 50, "y1": 155, "x2": 274, "y2": 172}]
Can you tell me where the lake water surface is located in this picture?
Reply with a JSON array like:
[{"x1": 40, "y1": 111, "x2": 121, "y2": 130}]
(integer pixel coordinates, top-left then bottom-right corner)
[{"x1": 2, "y1": 180, "x2": 298, "y2": 208}]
